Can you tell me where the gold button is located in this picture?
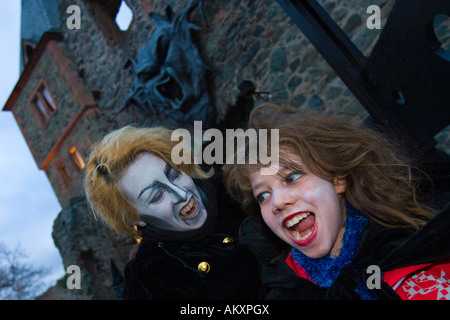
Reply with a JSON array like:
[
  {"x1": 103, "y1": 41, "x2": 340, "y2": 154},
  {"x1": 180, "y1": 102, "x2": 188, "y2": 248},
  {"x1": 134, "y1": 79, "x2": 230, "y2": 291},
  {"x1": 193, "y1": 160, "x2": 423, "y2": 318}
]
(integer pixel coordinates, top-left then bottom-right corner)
[
  {"x1": 222, "y1": 237, "x2": 234, "y2": 244},
  {"x1": 198, "y1": 261, "x2": 210, "y2": 273}
]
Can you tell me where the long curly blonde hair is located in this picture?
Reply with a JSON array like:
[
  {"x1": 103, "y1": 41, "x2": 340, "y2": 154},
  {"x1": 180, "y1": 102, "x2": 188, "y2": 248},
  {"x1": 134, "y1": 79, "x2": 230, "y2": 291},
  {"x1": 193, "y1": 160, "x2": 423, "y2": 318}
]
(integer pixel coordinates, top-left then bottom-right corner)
[
  {"x1": 224, "y1": 103, "x2": 435, "y2": 231},
  {"x1": 84, "y1": 125, "x2": 212, "y2": 238}
]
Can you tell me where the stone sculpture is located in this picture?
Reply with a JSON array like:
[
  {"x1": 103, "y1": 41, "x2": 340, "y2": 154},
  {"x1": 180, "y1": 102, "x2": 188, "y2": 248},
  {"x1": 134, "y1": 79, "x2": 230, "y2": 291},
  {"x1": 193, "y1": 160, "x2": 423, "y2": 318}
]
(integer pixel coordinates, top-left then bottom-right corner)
[{"x1": 121, "y1": 0, "x2": 215, "y2": 128}]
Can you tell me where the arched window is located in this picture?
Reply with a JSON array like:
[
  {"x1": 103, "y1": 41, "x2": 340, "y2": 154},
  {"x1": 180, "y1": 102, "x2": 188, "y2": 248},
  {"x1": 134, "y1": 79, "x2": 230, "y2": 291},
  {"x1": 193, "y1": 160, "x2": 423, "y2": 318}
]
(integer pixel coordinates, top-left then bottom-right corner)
[
  {"x1": 56, "y1": 159, "x2": 73, "y2": 187},
  {"x1": 115, "y1": 1, "x2": 133, "y2": 31},
  {"x1": 84, "y1": 0, "x2": 134, "y2": 46},
  {"x1": 29, "y1": 80, "x2": 57, "y2": 129},
  {"x1": 69, "y1": 146, "x2": 86, "y2": 170},
  {"x1": 21, "y1": 39, "x2": 37, "y2": 67}
]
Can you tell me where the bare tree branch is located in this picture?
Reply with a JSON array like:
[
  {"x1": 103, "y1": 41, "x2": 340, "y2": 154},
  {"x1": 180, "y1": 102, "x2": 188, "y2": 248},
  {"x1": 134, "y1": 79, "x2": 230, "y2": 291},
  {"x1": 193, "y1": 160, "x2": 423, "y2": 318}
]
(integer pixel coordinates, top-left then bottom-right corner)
[{"x1": 0, "y1": 242, "x2": 49, "y2": 300}]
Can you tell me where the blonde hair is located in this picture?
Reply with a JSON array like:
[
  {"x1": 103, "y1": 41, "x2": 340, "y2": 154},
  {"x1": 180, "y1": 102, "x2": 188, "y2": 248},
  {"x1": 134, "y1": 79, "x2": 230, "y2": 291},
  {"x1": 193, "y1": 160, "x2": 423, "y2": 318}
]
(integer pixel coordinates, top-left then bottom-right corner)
[
  {"x1": 224, "y1": 103, "x2": 435, "y2": 231},
  {"x1": 84, "y1": 125, "x2": 213, "y2": 238}
]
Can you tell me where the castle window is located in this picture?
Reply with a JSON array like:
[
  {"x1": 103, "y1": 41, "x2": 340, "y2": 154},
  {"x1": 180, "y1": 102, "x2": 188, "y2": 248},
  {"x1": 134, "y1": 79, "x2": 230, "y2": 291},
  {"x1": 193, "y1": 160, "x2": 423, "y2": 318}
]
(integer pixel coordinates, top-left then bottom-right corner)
[
  {"x1": 56, "y1": 160, "x2": 73, "y2": 187},
  {"x1": 69, "y1": 146, "x2": 86, "y2": 170},
  {"x1": 115, "y1": 1, "x2": 133, "y2": 31},
  {"x1": 21, "y1": 39, "x2": 37, "y2": 67},
  {"x1": 30, "y1": 80, "x2": 57, "y2": 129},
  {"x1": 84, "y1": 0, "x2": 134, "y2": 46}
]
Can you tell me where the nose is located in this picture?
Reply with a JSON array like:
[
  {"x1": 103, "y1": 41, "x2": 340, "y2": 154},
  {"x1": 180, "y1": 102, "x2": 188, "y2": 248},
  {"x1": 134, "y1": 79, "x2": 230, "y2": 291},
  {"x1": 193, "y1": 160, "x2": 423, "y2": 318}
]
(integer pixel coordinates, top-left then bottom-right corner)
[
  {"x1": 271, "y1": 189, "x2": 296, "y2": 214},
  {"x1": 167, "y1": 182, "x2": 188, "y2": 203}
]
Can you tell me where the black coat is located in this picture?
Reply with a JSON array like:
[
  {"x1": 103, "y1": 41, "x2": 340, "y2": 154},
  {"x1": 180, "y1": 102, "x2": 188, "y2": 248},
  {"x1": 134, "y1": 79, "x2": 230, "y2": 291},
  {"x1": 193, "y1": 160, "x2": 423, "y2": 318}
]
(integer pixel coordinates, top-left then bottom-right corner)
[
  {"x1": 123, "y1": 175, "x2": 263, "y2": 300},
  {"x1": 240, "y1": 201, "x2": 450, "y2": 299}
]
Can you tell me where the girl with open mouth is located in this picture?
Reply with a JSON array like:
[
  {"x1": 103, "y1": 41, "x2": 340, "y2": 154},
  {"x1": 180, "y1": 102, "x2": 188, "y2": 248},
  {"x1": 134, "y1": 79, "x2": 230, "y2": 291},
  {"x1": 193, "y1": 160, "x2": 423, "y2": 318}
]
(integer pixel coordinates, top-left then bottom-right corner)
[
  {"x1": 225, "y1": 103, "x2": 450, "y2": 300},
  {"x1": 85, "y1": 126, "x2": 262, "y2": 300}
]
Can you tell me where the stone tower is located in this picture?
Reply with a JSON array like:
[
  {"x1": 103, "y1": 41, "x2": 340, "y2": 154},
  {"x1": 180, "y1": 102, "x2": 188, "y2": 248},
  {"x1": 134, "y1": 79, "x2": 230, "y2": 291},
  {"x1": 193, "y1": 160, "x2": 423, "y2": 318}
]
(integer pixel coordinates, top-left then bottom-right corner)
[{"x1": 3, "y1": 0, "x2": 449, "y2": 299}]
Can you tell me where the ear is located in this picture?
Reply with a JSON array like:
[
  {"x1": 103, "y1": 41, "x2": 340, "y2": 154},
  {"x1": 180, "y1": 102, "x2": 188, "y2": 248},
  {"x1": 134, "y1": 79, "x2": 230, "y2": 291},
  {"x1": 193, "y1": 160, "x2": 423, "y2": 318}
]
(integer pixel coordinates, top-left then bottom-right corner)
[
  {"x1": 333, "y1": 178, "x2": 346, "y2": 194},
  {"x1": 132, "y1": 221, "x2": 147, "y2": 228}
]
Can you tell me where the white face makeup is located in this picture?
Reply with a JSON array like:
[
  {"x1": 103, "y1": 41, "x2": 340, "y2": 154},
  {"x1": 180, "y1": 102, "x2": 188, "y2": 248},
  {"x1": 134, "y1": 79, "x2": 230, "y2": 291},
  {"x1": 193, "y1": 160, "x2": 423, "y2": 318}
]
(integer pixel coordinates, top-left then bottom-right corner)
[
  {"x1": 119, "y1": 152, "x2": 207, "y2": 232},
  {"x1": 250, "y1": 152, "x2": 346, "y2": 259}
]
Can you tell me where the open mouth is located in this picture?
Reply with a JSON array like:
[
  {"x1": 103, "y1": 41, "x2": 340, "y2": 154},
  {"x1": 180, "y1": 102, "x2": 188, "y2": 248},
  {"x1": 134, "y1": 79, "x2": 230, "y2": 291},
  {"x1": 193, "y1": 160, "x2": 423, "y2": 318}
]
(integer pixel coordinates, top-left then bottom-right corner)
[
  {"x1": 179, "y1": 196, "x2": 200, "y2": 224},
  {"x1": 283, "y1": 211, "x2": 317, "y2": 245}
]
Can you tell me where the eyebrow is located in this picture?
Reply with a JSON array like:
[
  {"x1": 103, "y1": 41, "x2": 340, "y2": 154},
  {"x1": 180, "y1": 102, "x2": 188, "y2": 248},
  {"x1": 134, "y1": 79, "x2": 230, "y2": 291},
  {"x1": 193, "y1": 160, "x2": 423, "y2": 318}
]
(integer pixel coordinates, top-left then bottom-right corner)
[
  {"x1": 251, "y1": 164, "x2": 305, "y2": 192},
  {"x1": 137, "y1": 163, "x2": 172, "y2": 199},
  {"x1": 252, "y1": 182, "x2": 264, "y2": 193},
  {"x1": 163, "y1": 162, "x2": 171, "y2": 177}
]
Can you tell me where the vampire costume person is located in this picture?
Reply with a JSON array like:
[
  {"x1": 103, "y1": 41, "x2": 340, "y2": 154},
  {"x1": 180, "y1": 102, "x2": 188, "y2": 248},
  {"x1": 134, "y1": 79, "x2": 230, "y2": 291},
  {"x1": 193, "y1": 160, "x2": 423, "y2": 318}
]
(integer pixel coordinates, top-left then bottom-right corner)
[
  {"x1": 84, "y1": 126, "x2": 262, "y2": 300},
  {"x1": 123, "y1": 175, "x2": 262, "y2": 299}
]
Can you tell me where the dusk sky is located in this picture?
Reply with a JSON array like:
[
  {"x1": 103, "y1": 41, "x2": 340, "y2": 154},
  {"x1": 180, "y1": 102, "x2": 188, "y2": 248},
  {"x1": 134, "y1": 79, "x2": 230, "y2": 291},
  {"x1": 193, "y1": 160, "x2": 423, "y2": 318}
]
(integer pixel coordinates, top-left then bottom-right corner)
[
  {"x1": 0, "y1": 1, "x2": 65, "y2": 296},
  {"x1": 0, "y1": 1, "x2": 135, "y2": 298}
]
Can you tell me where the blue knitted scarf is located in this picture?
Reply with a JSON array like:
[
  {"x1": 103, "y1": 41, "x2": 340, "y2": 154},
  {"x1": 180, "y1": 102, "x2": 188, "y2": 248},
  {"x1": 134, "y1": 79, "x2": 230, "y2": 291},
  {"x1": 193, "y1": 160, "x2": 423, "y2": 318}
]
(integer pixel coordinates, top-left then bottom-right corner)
[{"x1": 290, "y1": 202, "x2": 376, "y2": 299}]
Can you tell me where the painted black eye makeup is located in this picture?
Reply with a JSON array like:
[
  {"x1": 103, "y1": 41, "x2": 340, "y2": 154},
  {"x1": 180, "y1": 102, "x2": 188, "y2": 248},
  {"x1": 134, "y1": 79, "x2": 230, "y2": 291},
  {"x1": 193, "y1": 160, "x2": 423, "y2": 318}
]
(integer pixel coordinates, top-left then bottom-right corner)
[
  {"x1": 148, "y1": 190, "x2": 164, "y2": 205},
  {"x1": 168, "y1": 167, "x2": 181, "y2": 182},
  {"x1": 146, "y1": 185, "x2": 169, "y2": 205},
  {"x1": 163, "y1": 163, "x2": 182, "y2": 182},
  {"x1": 140, "y1": 165, "x2": 183, "y2": 206}
]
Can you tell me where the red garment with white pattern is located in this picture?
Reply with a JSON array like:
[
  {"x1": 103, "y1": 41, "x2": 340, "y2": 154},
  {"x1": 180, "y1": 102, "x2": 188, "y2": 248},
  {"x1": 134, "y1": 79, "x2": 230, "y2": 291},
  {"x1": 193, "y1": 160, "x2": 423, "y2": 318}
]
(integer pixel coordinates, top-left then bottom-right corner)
[
  {"x1": 383, "y1": 257, "x2": 450, "y2": 300},
  {"x1": 286, "y1": 254, "x2": 450, "y2": 300}
]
